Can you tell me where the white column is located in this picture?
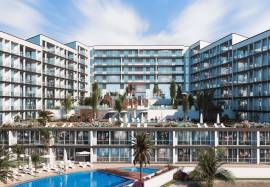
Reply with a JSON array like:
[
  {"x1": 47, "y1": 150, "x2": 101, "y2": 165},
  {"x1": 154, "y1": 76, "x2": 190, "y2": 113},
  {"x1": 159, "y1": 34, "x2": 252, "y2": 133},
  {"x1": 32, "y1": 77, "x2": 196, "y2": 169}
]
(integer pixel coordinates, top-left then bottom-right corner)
[
  {"x1": 214, "y1": 130, "x2": 218, "y2": 147},
  {"x1": 237, "y1": 149, "x2": 239, "y2": 163},
  {"x1": 89, "y1": 131, "x2": 94, "y2": 163},
  {"x1": 172, "y1": 131, "x2": 177, "y2": 163},
  {"x1": 155, "y1": 149, "x2": 158, "y2": 163},
  {"x1": 130, "y1": 131, "x2": 134, "y2": 163},
  {"x1": 257, "y1": 131, "x2": 260, "y2": 164}
]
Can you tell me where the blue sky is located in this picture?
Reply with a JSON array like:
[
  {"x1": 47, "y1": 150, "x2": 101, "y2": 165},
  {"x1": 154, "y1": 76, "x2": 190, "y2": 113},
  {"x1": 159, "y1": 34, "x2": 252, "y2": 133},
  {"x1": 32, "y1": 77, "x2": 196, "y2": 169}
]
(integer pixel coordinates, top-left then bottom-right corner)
[{"x1": 0, "y1": 0, "x2": 270, "y2": 45}]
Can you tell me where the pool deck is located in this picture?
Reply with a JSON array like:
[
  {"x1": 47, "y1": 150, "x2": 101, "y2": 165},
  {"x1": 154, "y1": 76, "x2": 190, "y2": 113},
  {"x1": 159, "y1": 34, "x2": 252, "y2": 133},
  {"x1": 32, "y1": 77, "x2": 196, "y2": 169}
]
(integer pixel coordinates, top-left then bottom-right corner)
[{"x1": 2, "y1": 163, "x2": 270, "y2": 187}]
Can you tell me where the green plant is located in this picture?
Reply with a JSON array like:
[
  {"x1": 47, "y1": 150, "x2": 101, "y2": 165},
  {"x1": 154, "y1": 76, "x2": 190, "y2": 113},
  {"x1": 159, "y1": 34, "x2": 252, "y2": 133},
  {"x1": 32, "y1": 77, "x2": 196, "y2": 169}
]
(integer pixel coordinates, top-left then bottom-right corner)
[
  {"x1": 182, "y1": 94, "x2": 189, "y2": 121},
  {"x1": 153, "y1": 84, "x2": 160, "y2": 97},
  {"x1": 14, "y1": 114, "x2": 21, "y2": 122},
  {"x1": 188, "y1": 94, "x2": 194, "y2": 109},
  {"x1": 176, "y1": 85, "x2": 183, "y2": 106},
  {"x1": 31, "y1": 153, "x2": 40, "y2": 171},
  {"x1": 189, "y1": 148, "x2": 235, "y2": 187},
  {"x1": 114, "y1": 97, "x2": 123, "y2": 122},
  {"x1": 170, "y1": 81, "x2": 177, "y2": 108},
  {"x1": 0, "y1": 146, "x2": 15, "y2": 183},
  {"x1": 61, "y1": 95, "x2": 73, "y2": 116},
  {"x1": 132, "y1": 133, "x2": 153, "y2": 181},
  {"x1": 91, "y1": 82, "x2": 100, "y2": 119},
  {"x1": 40, "y1": 129, "x2": 52, "y2": 152},
  {"x1": 38, "y1": 110, "x2": 52, "y2": 126},
  {"x1": 12, "y1": 144, "x2": 24, "y2": 167}
]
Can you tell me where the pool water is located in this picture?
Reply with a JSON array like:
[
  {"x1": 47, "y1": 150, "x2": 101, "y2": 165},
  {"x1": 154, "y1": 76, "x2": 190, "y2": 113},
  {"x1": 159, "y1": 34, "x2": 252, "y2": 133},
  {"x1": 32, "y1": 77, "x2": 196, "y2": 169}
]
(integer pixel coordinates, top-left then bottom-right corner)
[
  {"x1": 120, "y1": 167, "x2": 158, "y2": 174},
  {"x1": 14, "y1": 170, "x2": 133, "y2": 187}
]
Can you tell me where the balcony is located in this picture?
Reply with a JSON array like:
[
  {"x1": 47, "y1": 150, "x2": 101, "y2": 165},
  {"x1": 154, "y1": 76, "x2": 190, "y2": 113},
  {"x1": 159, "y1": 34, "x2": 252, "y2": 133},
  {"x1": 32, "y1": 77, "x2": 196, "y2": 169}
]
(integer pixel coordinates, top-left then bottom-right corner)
[
  {"x1": 25, "y1": 93, "x2": 37, "y2": 97},
  {"x1": 67, "y1": 64, "x2": 74, "y2": 70},
  {"x1": 25, "y1": 66, "x2": 37, "y2": 72},
  {"x1": 43, "y1": 47, "x2": 55, "y2": 54},
  {"x1": 43, "y1": 58, "x2": 55, "y2": 65},
  {"x1": 45, "y1": 71, "x2": 55, "y2": 76},
  {"x1": 24, "y1": 52, "x2": 37, "y2": 60},
  {"x1": 25, "y1": 105, "x2": 36, "y2": 110},
  {"x1": 221, "y1": 46, "x2": 229, "y2": 52}
]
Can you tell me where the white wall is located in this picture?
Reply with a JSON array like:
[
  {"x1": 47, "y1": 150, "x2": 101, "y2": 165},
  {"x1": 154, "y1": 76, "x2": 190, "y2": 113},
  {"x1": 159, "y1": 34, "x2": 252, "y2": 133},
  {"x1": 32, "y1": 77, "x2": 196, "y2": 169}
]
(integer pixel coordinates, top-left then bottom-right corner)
[
  {"x1": 147, "y1": 107, "x2": 199, "y2": 121},
  {"x1": 182, "y1": 166, "x2": 270, "y2": 178},
  {"x1": 144, "y1": 168, "x2": 178, "y2": 187},
  {"x1": 48, "y1": 109, "x2": 76, "y2": 120}
]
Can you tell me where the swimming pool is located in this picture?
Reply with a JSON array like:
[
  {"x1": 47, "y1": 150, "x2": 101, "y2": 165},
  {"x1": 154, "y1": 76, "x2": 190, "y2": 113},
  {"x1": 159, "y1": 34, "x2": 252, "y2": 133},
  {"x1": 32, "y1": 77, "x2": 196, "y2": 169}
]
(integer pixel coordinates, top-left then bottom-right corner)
[
  {"x1": 14, "y1": 170, "x2": 133, "y2": 187},
  {"x1": 120, "y1": 167, "x2": 158, "y2": 174}
]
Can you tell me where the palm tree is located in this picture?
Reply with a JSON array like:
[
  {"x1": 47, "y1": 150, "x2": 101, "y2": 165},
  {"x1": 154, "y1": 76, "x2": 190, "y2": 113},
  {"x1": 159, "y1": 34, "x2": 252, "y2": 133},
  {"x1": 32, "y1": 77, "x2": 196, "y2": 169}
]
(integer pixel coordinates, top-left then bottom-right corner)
[
  {"x1": 195, "y1": 91, "x2": 215, "y2": 121},
  {"x1": 188, "y1": 94, "x2": 194, "y2": 109},
  {"x1": 170, "y1": 81, "x2": 177, "y2": 107},
  {"x1": 61, "y1": 95, "x2": 73, "y2": 117},
  {"x1": 0, "y1": 146, "x2": 15, "y2": 183},
  {"x1": 189, "y1": 148, "x2": 235, "y2": 187},
  {"x1": 38, "y1": 110, "x2": 52, "y2": 126},
  {"x1": 153, "y1": 84, "x2": 160, "y2": 97},
  {"x1": 40, "y1": 129, "x2": 52, "y2": 153},
  {"x1": 31, "y1": 153, "x2": 40, "y2": 171},
  {"x1": 182, "y1": 94, "x2": 189, "y2": 121},
  {"x1": 176, "y1": 85, "x2": 183, "y2": 106},
  {"x1": 132, "y1": 133, "x2": 153, "y2": 181},
  {"x1": 114, "y1": 96, "x2": 124, "y2": 122},
  {"x1": 91, "y1": 82, "x2": 100, "y2": 119},
  {"x1": 12, "y1": 144, "x2": 24, "y2": 167}
]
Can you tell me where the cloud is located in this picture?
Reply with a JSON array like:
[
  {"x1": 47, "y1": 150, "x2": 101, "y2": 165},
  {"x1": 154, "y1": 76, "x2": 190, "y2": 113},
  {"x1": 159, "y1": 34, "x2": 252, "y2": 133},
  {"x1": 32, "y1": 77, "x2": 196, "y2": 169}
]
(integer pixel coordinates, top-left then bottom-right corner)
[
  {"x1": 70, "y1": 0, "x2": 148, "y2": 45},
  {"x1": 70, "y1": 0, "x2": 270, "y2": 45},
  {"x1": 231, "y1": 0, "x2": 270, "y2": 37},
  {"x1": 144, "y1": 0, "x2": 231, "y2": 45},
  {"x1": 0, "y1": 0, "x2": 49, "y2": 37},
  {"x1": 0, "y1": 0, "x2": 270, "y2": 45}
]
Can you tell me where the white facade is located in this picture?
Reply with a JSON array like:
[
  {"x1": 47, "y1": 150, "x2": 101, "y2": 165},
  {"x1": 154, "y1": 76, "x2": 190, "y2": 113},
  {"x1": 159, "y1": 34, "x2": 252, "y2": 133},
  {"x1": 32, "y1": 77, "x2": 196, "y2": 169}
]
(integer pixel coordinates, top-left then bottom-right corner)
[
  {"x1": 0, "y1": 32, "x2": 89, "y2": 123},
  {"x1": 91, "y1": 45, "x2": 189, "y2": 98}
]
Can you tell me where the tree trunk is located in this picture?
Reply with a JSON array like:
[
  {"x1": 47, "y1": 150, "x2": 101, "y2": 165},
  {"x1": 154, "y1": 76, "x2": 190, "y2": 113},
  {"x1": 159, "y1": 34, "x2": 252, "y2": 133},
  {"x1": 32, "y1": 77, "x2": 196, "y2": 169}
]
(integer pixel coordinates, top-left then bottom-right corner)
[{"x1": 140, "y1": 162, "x2": 142, "y2": 182}]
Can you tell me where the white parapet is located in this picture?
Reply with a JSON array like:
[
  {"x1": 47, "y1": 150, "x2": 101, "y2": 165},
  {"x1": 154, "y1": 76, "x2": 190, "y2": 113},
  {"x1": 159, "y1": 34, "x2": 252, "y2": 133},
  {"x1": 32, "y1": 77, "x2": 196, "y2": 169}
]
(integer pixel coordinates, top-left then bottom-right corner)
[{"x1": 144, "y1": 168, "x2": 178, "y2": 187}]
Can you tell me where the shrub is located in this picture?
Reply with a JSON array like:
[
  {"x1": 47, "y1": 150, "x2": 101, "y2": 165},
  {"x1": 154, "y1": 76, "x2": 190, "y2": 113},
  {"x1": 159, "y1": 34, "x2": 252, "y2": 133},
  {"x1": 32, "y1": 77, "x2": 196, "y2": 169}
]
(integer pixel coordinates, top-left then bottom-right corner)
[{"x1": 173, "y1": 170, "x2": 189, "y2": 181}]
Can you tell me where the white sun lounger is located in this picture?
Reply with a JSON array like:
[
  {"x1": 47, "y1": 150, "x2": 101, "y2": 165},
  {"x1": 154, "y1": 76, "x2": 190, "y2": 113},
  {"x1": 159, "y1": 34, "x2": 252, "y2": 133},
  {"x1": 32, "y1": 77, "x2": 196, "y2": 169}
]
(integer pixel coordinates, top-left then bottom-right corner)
[
  {"x1": 79, "y1": 162, "x2": 86, "y2": 168},
  {"x1": 86, "y1": 162, "x2": 92, "y2": 167}
]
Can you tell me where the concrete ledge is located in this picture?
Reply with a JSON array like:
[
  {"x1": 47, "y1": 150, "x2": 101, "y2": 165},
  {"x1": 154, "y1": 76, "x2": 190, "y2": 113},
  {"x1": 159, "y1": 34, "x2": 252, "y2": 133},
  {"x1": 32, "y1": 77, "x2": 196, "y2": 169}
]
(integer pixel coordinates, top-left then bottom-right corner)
[
  {"x1": 144, "y1": 168, "x2": 178, "y2": 187},
  {"x1": 182, "y1": 166, "x2": 270, "y2": 179}
]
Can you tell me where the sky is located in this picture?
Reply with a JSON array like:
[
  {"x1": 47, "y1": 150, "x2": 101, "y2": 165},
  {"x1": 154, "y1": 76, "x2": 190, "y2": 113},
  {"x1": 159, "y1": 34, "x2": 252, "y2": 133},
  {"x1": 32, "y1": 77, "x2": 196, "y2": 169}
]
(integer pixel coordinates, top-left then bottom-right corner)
[{"x1": 0, "y1": 0, "x2": 270, "y2": 45}]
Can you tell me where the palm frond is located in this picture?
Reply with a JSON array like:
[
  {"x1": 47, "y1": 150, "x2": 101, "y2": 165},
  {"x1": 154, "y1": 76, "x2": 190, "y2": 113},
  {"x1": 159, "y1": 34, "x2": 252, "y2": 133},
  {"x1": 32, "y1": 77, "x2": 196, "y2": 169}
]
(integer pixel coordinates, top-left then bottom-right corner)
[{"x1": 215, "y1": 169, "x2": 235, "y2": 183}]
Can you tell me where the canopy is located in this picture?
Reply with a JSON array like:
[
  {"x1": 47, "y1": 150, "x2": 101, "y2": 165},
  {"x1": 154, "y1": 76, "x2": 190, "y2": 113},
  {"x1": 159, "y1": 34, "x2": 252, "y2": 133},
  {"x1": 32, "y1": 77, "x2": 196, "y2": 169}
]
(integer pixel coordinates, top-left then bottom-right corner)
[
  {"x1": 64, "y1": 148, "x2": 68, "y2": 170},
  {"x1": 76, "y1": 151, "x2": 90, "y2": 156},
  {"x1": 28, "y1": 156, "x2": 32, "y2": 169},
  {"x1": 200, "y1": 113, "x2": 203, "y2": 124},
  {"x1": 217, "y1": 113, "x2": 220, "y2": 124},
  {"x1": 41, "y1": 154, "x2": 51, "y2": 159}
]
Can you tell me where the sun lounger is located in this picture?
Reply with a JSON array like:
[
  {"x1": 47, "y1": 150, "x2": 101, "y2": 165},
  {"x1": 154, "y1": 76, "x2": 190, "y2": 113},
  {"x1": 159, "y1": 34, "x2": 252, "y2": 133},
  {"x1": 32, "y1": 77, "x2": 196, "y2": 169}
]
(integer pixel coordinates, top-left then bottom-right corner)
[
  {"x1": 68, "y1": 162, "x2": 75, "y2": 169},
  {"x1": 79, "y1": 162, "x2": 86, "y2": 168},
  {"x1": 86, "y1": 162, "x2": 92, "y2": 167}
]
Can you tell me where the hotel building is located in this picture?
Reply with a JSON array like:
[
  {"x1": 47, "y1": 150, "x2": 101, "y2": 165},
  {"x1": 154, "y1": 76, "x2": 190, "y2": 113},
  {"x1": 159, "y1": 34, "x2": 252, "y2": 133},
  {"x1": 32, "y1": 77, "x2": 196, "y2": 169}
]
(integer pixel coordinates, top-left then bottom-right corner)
[
  {"x1": 91, "y1": 45, "x2": 189, "y2": 98},
  {"x1": 2, "y1": 29, "x2": 270, "y2": 122},
  {"x1": 0, "y1": 32, "x2": 89, "y2": 123},
  {"x1": 190, "y1": 30, "x2": 270, "y2": 122},
  {"x1": 1, "y1": 126, "x2": 270, "y2": 164}
]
